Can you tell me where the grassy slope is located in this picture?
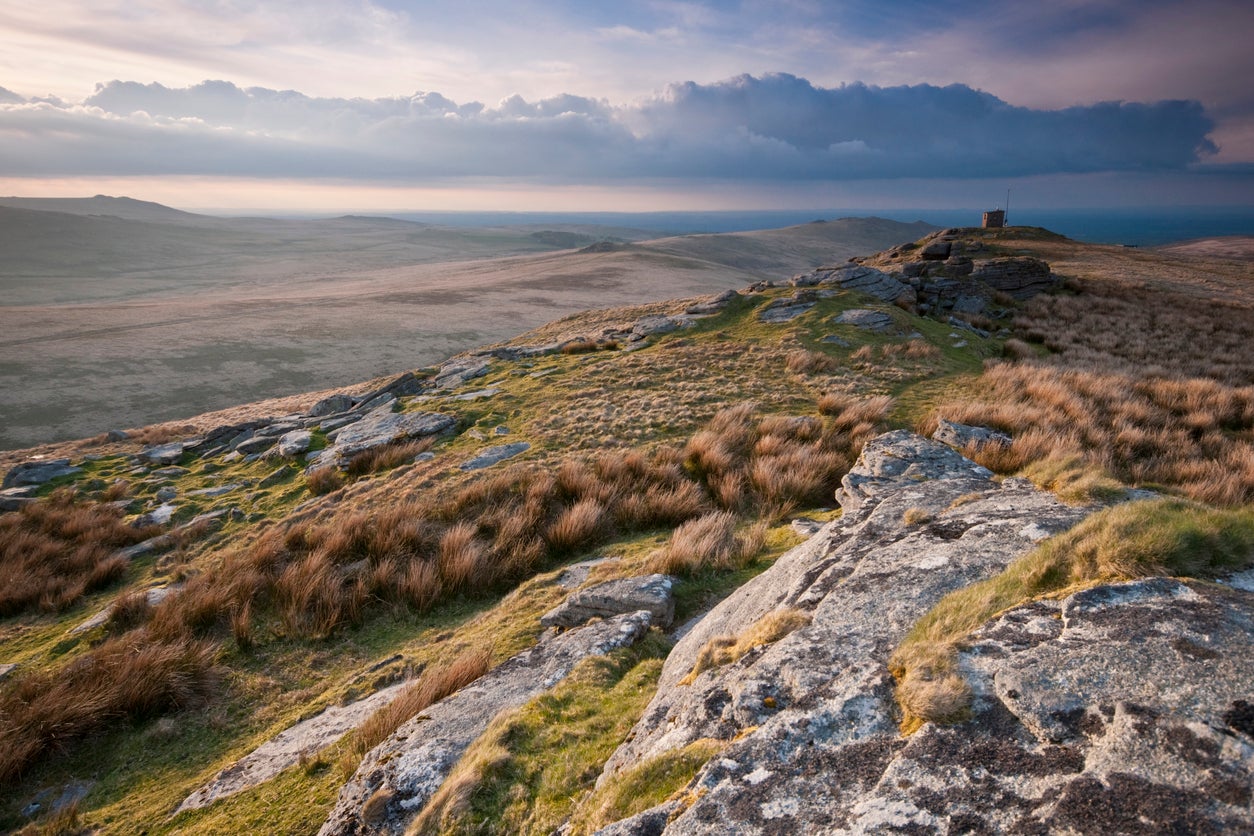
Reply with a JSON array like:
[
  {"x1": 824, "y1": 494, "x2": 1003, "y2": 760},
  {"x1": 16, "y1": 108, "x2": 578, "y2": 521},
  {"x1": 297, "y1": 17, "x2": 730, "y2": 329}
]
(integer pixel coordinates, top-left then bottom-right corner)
[{"x1": 3, "y1": 228, "x2": 1250, "y2": 834}]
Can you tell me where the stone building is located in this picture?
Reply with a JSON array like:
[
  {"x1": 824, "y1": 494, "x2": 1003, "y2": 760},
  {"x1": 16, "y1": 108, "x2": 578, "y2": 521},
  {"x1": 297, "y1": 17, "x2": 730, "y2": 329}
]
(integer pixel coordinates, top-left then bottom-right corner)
[{"x1": 982, "y1": 209, "x2": 1005, "y2": 228}]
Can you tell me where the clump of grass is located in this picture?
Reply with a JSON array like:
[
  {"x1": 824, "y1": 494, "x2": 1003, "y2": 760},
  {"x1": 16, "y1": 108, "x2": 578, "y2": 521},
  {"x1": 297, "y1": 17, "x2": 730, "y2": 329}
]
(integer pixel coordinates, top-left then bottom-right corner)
[
  {"x1": 0, "y1": 630, "x2": 218, "y2": 783},
  {"x1": 129, "y1": 424, "x2": 198, "y2": 445},
  {"x1": 565, "y1": 738, "x2": 726, "y2": 835},
  {"x1": 1020, "y1": 455, "x2": 1125, "y2": 504},
  {"x1": 646, "y1": 512, "x2": 766, "y2": 576},
  {"x1": 785, "y1": 349, "x2": 838, "y2": 375},
  {"x1": 902, "y1": 507, "x2": 932, "y2": 526},
  {"x1": 306, "y1": 466, "x2": 345, "y2": 496},
  {"x1": 1001, "y1": 338, "x2": 1036, "y2": 361},
  {"x1": 14, "y1": 800, "x2": 84, "y2": 836},
  {"x1": 680, "y1": 607, "x2": 811, "y2": 686},
  {"x1": 561, "y1": 340, "x2": 618, "y2": 355},
  {"x1": 342, "y1": 647, "x2": 491, "y2": 777},
  {"x1": 407, "y1": 634, "x2": 669, "y2": 836},
  {"x1": 0, "y1": 489, "x2": 162, "y2": 617},
  {"x1": 890, "y1": 498, "x2": 1254, "y2": 732}
]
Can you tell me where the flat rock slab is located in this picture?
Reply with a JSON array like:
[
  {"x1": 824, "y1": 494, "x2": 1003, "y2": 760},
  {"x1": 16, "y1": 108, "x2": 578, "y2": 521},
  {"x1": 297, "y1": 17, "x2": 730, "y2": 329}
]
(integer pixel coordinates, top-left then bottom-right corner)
[
  {"x1": 832, "y1": 308, "x2": 893, "y2": 331},
  {"x1": 3, "y1": 459, "x2": 82, "y2": 489},
  {"x1": 316, "y1": 406, "x2": 455, "y2": 467},
  {"x1": 932, "y1": 417, "x2": 1012, "y2": 452},
  {"x1": 542, "y1": 574, "x2": 675, "y2": 629},
  {"x1": 178, "y1": 679, "x2": 413, "y2": 813},
  {"x1": 319, "y1": 611, "x2": 653, "y2": 836},
  {"x1": 460, "y1": 442, "x2": 530, "y2": 471},
  {"x1": 591, "y1": 431, "x2": 1091, "y2": 834},
  {"x1": 277, "y1": 430, "x2": 312, "y2": 457},
  {"x1": 793, "y1": 265, "x2": 908, "y2": 303},
  {"x1": 758, "y1": 299, "x2": 816, "y2": 323}
]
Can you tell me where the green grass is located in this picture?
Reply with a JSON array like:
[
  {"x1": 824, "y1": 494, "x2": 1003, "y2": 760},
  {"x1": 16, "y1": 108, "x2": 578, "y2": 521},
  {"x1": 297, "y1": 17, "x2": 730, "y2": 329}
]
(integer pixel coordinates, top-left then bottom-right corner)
[
  {"x1": 407, "y1": 633, "x2": 671, "y2": 835},
  {"x1": 890, "y1": 498, "x2": 1254, "y2": 732}
]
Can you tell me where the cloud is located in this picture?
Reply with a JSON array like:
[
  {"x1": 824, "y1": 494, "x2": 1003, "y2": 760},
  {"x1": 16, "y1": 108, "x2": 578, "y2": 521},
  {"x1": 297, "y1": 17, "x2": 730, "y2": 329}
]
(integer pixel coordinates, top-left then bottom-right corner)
[{"x1": 0, "y1": 74, "x2": 1216, "y2": 184}]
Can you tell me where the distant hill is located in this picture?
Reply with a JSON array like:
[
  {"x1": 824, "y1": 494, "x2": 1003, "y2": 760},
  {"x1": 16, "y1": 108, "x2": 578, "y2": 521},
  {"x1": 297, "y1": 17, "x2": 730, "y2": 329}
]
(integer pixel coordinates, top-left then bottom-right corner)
[
  {"x1": 1154, "y1": 235, "x2": 1254, "y2": 261},
  {"x1": 0, "y1": 194, "x2": 203, "y2": 223}
]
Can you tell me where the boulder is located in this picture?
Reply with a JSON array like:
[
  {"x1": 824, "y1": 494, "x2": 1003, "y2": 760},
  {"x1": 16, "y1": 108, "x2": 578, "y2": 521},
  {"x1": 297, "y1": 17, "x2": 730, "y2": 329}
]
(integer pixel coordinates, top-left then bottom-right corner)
[
  {"x1": 685, "y1": 289, "x2": 738, "y2": 315},
  {"x1": 630, "y1": 315, "x2": 682, "y2": 340},
  {"x1": 971, "y1": 256, "x2": 1056, "y2": 299},
  {"x1": 921, "y1": 239, "x2": 952, "y2": 260},
  {"x1": 0, "y1": 486, "x2": 37, "y2": 511},
  {"x1": 434, "y1": 359, "x2": 489, "y2": 390},
  {"x1": 931, "y1": 418, "x2": 1012, "y2": 452},
  {"x1": 460, "y1": 442, "x2": 531, "y2": 472},
  {"x1": 541, "y1": 574, "x2": 676, "y2": 629},
  {"x1": 140, "y1": 443, "x2": 185, "y2": 466},
  {"x1": 277, "y1": 430, "x2": 312, "y2": 457},
  {"x1": 309, "y1": 393, "x2": 356, "y2": 417},
  {"x1": 589, "y1": 432, "x2": 1091, "y2": 833},
  {"x1": 3, "y1": 458, "x2": 82, "y2": 489},
  {"x1": 319, "y1": 611, "x2": 654, "y2": 836},
  {"x1": 315, "y1": 406, "x2": 456, "y2": 467},
  {"x1": 816, "y1": 265, "x2": 910, "y2": 303},
  {"x1": 233, "y1": 436, "x2": 274, "y2": 456}
]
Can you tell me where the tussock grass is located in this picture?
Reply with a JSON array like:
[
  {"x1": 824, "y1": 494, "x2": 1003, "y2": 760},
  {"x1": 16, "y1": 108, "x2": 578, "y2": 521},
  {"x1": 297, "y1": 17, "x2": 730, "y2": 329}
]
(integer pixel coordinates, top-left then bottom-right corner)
[
  {"x1": 0, "y1": 489, "x2": 162, "y2": 617},
  {"x1": 345, "y1": 437, "x2": 435, "y2": 478},
  {"x1": 891, "y1": 498, "x2": 1254, "y2": 732},
  {"x1": 647, "y1": 512, "x2": 767, "y2": 576},
  {"x1": 306, "y1": 467, "x2": 345, "y2": 496},
  {"x1": 933, "y1": 364, "x2": 1254, "y2": 505},
  {"x1": 0, "y1": 630, "x2": 218, "y2": 783},
  {"x1": 680, "y1": 607, "x2": 811, "y2": 686}
]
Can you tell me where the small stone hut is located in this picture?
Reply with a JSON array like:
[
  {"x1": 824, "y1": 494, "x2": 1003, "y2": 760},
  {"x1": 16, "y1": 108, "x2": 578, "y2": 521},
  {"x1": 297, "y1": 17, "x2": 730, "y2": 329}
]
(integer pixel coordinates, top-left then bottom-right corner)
[{"x1": 982, "y1": 209, "x2": 1005, "y2": 228}]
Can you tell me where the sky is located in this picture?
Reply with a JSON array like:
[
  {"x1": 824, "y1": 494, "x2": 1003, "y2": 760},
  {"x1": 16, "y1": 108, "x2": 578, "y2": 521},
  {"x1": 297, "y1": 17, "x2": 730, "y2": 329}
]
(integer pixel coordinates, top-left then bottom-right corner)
[{"x1": 0, "y1": 0, "x2": 1251, "y2": 212}]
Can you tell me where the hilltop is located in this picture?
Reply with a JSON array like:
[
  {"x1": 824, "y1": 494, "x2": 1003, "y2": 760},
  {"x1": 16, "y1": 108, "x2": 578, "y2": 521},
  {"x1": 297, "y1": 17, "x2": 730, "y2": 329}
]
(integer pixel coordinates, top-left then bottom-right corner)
[{"x1": 0, "y1": 226, "x2": 1251, "y2": 834}]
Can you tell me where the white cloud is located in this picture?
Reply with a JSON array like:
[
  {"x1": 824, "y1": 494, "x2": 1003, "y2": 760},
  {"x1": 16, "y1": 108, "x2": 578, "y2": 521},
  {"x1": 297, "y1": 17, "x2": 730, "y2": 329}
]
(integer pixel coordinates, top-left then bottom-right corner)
[{"x1": 0, "y1": 74, "x2": 1217, "y2": 185}]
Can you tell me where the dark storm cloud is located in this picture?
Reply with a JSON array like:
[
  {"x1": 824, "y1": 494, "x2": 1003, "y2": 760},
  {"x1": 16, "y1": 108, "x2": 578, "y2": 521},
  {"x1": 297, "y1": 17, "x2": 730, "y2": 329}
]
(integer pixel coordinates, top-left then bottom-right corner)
[{"x1": 0, "y1": 74, "x2": 1216, "y2": 182}]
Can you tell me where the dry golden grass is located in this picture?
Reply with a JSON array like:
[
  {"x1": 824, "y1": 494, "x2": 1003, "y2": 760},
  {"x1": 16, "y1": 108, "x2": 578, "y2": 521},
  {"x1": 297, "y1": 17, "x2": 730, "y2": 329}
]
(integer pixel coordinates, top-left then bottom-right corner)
[
  {"x1": 680, "y1": 607, "x2": 811, "y2": 685},
  {"x1": 0, "y1": 490, "x2": 162, "y2": 616},
  {"x1": 344, "y1": 647, "x2": 491, "y2": 774},
  {"x1": 345, "y1": 437, "x2": 435, "y2": 479},
  {"x1": 646, "y1": 511, "x2": 763, "y2": 575},
  {"x1": 306, "y1": 466, "x2": 346, "y2": 496},
  {"x1": 0, "y1": 630, "x2": 218, "y2": 783}
]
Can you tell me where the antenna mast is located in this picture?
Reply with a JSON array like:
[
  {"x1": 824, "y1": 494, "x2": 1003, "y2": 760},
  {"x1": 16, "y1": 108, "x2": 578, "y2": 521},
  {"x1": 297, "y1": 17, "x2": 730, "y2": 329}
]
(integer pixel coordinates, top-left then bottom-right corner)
[{"x1": 1005, "y1": 188, "x2": 1011, "y2": 225}]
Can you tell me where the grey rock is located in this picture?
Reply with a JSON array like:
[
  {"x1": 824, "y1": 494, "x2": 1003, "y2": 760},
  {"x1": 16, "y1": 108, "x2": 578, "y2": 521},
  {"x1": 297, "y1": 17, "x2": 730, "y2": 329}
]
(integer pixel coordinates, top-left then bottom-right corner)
[
  {"x1": 179, "y1": 678, "x2": 414, "y2": 812},
  {"x1": 970, "y1": 256, "x2": 1056, "y2": 299},
  {"x1": 189, "y1": 483, "x2": 241, "y2": 497},
  {"x1": 591, "y1": 432, "x2": 1089, "y2": 834},
  {"x1": 255, "y1": 420, "x2": 303, "y2": 438},
  {"x1": 277, "y1": 430, "x2": 312, "y2": 457},
  {"x1": 685, "y1": 289, "x2": 738, "y2": 315},
  {"x1": 460, "y1": 442, "x2": 531, "y2": 471},
  {"x1": 493, "y1": 425, "x2": 510, "y2": 435},
  {"x1": 0, "y1": 662, "x2": 17, "y2": 681},
  {"x1": 932, "y1": 418, "x2": 1012, "y2": 452},
  {"x1": 832, "y1": 308, "x2": 893, "y2": 331},
  {"x1": 0, "y1": 486, "x2": 37, "y2": 511},
  {"x1": 3, "y1": 458, "x2": 82, "y2": 488},
  {"x1": 319, "y1": 414, "x2": 360, "y2": 434},
  {"x1": 542, "y1": 574, "x2": 676, "y2": 629},
  {"x1": 453, "y1": 387, "x2": 500, "y2": 401},
  {"x1": 790, "y1": 517, "x2": 822, "y2": 537},
  {"x1": 151, "y1": 466, "x2": 189, "y2": 478},
  {"x1": 141, "y1": 442, "x2": 185, "y2": 466},
  {"x1": 435, "y1": 358, "x2": 489, "y2": 390},
  {"x1": 414, "y1": 452, "x2": 436, "y2": 462},
  {"x1": 921, "y1": 239, "x2": 952, "y2": 259},
  {"x1": 105, "y1": 429, "x2": 130, "y2": 442},
  {"x1": 155, "y1": 486, "x2": 178, "y2": 502},
  {"x1": 233, "y1": 435, "x2": 275, "y2": 456},
  {"x1": 134, "y1": 502, "x2": 176, "y2": 527},
  {"x1": 319, "y1": 611, "x2": 654, "y2": 836},
  {"x1": 817, "y1": 265, "x2": 910, "y2": 303},
  {"x1": 630, "y1": 315, "x2": 682, "y2": 340},
  {"x1": 315, "y1": 406, "x2": 456, "y2": 467},
  {"x1": 834, "y1": 577, "x2": 1254, "y2": 835},
  {"x1": 309, "y1": 393, "x2": 356, "y2": 417}
]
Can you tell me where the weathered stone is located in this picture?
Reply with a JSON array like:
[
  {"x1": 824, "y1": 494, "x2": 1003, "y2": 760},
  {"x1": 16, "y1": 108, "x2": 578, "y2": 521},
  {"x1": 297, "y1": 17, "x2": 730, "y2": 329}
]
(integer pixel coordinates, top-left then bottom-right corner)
[
  {"x1": 155, "y1": 486, "x2": 178, "y2": 502},
  {"x1": 541, "y1": 574, "x2": 675, "y2": 629},
  {"x1": 921, "y1": 239, "x2": 952, "y2": 259},
  {"x1": 315, "y1": 406, "x2": 455, "y2": 467},
  {"x1": 816, "y1": 265, "x2": 910, "y2": 303},
  {"x1": 685, "y1": 289, "x2": 738, "y2": 315},
  {"x1": 233, "y1": 435, "x2": 275, "y2": 456},
  {"x1": 309, "y1": 394, "x2": 356, "y2": 417},
  {"x1": 434, "y1": 358, "x2": 489, "y2": 390},
  {"x1": 189, "y1": 483, "x2": 242, "y2": 498},
  {"x1": 0, "y1": 662, "x2": 17, "y2": 681},
  {"x1": 133, "y1": 503, "x2": 176, "y2": 527},
  {"x1": 832, "y1": 308, "x2": 893, "y2": 331},
  {"x1": 140, "y1": 442, "x2": 186, "y2": 466},
  {"x1": 277, "y1": 430, "x2": 312, "y2": 457},
  {"x1": 460, "y1": 442, "x2": 531, "y2": 471},
  {"x1": 0, "y1": 486, "x2": 37, "y2": 511},
  {"x1": 630, "y1": 315, "x2": 682, "y2": 340},
  {"x1": 591, "y1": 432, "x2": 1090, "y2": 834},
  {"x1": 178, "y1": 678, "x2": 413, "y2": 812},
  {"x1": 319, "y1": 611, "x2": 653, "y2": 836},
  {"x1": 259, "y1": 465, "x2": 294, "y2": 487},
  {"x1": 452, "y1": 387, "x2": 500, "y2": 401},
  {"x1": 932, "y1": 418, "x2": 1012, "y2": 452},
  {"x1": 971, "y1": 256, "x2": 1056, "y2": 299},
  {"x1": 3, "y1": 458, "x2": 82, "y2": 489}
]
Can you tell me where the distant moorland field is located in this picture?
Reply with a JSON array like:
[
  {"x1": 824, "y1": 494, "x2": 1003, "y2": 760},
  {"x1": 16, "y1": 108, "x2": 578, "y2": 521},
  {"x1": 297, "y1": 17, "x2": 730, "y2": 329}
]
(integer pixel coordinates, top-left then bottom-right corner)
[{"x1": 0, "y1": 197, "x2": 935, "y2": 449}]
